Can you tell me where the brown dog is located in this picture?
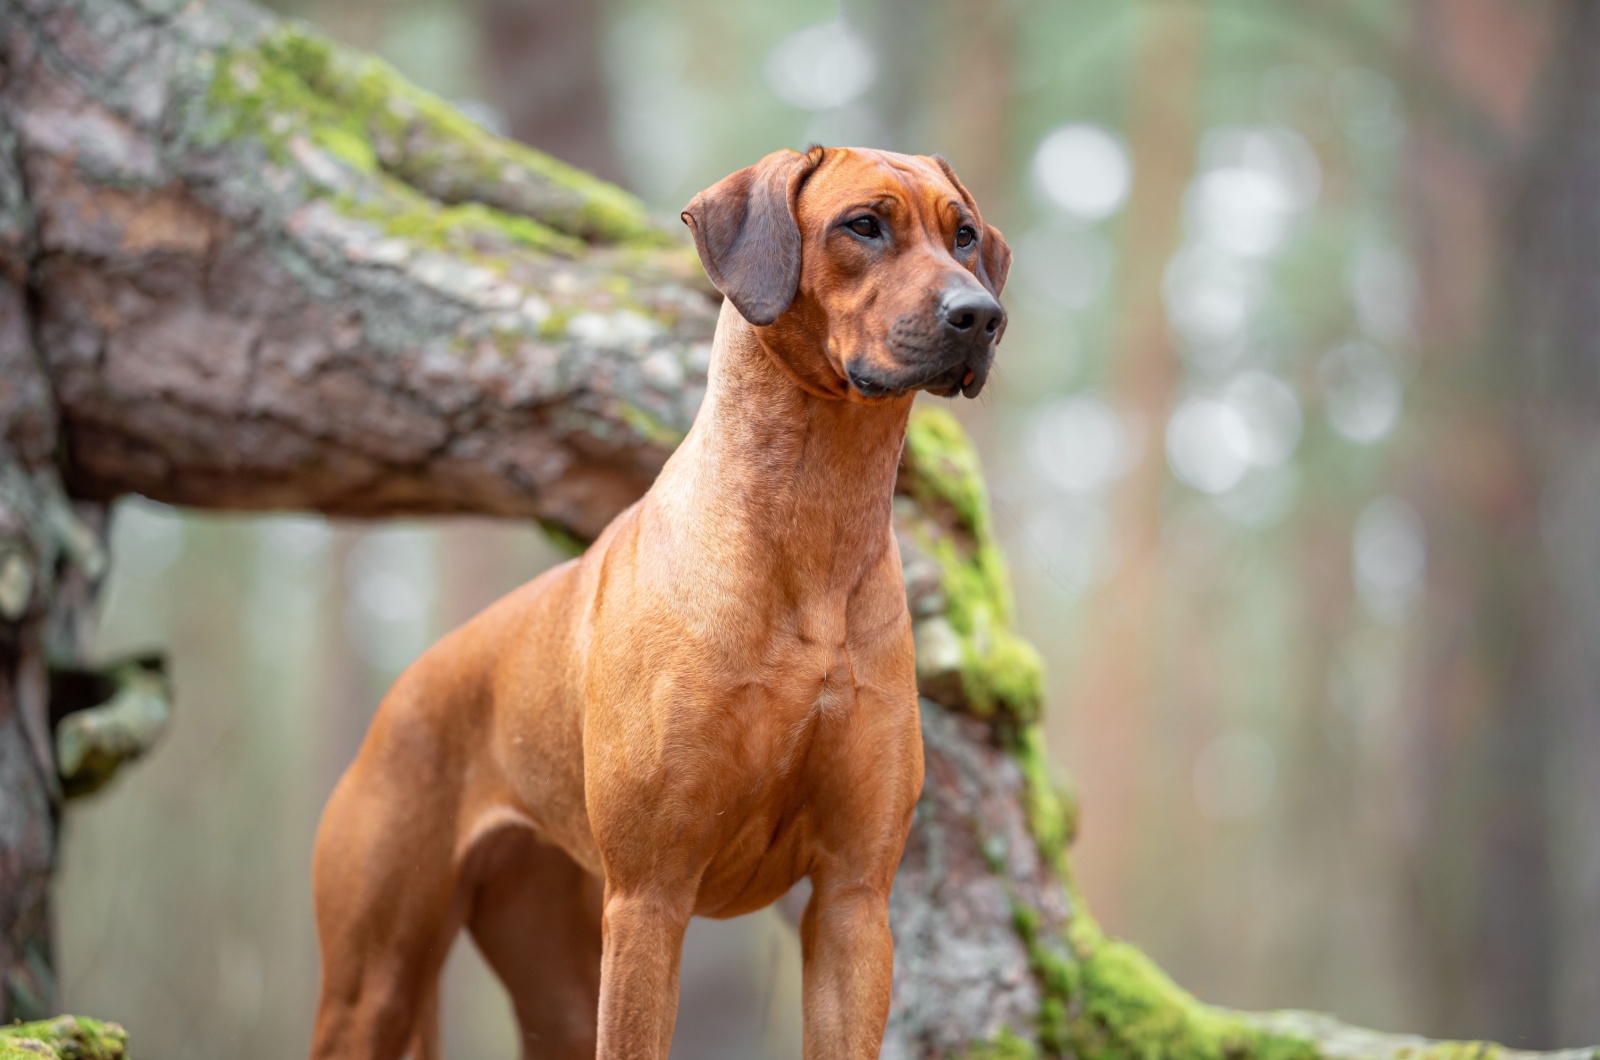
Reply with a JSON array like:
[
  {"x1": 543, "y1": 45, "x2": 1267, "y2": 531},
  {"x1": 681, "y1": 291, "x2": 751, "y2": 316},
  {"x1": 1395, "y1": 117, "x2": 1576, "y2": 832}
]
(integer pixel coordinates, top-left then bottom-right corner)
[{"x1": 310, "y1": 146, "x2": 1010, "y2": 1059}]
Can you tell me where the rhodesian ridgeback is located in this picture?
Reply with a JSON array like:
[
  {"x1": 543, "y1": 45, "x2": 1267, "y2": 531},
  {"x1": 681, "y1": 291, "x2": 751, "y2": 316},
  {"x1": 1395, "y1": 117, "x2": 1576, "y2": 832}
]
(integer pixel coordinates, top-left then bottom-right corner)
[{"x1": 310, "y1": 146, "x2": 1010, "y2": 1059}]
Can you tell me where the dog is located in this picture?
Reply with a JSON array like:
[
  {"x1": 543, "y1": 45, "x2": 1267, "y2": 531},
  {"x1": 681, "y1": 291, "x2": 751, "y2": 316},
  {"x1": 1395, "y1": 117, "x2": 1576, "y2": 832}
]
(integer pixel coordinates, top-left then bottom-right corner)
[{"x1": 310, "y1": 145, "x2": 1010, "y2": 1059}]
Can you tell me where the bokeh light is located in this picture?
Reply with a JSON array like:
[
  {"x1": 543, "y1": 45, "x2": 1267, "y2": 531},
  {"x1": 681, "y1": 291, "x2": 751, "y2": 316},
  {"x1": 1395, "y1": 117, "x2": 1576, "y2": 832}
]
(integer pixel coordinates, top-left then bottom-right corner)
[
  {"x1": 1015, "y1": 226, "x2": 1112, "y2": 312},
  {"x1": 1163, "y1": 246, "x2": 1267, "y2": 346},
  {"x1": 1352, "y1": 496, "x2": 1426, "y2": 624},
  {"x1": 1320, "y1": 340, "x2": 1403, "y2": 445},
  {"x1": 1027, "y1": 395, "x2": 1132, "y2": 496},
  {"x1": 1223, "y1": 369, "x2": 1303, "y2": 467},
  {"x1": 1031, "y1": 123, "x2": 1132, "y2": 222},
  {"x1": 763, "y1": 21, "x2": 877, "y2": 111},
  {"x1": 1166, "y1": 396, "x2": 1255, "y2": 495},
  {"x1": 344, "y1": 527, "x2": 437, "y2": 673}
]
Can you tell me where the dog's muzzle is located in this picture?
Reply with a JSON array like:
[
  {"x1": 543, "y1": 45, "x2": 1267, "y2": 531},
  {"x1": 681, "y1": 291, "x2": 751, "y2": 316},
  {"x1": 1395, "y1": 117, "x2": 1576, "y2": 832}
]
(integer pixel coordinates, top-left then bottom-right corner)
[{"x1": 848, "y1": 286, "x2": 1005, "y2": 400}]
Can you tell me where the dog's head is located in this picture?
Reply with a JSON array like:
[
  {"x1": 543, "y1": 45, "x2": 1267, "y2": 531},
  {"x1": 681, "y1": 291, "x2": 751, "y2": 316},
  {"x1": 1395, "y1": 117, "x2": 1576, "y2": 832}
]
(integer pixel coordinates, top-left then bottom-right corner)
[{"x1": 682, "y1": 146, "x2": 1011, "y2": 401}]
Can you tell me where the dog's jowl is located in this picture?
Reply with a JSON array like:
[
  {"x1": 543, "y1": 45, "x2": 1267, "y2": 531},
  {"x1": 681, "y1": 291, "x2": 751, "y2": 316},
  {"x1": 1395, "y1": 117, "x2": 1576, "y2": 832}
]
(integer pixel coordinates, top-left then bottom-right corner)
[{"x1": 311, "y1": 147, "x2": 1010, "y2": 1060}]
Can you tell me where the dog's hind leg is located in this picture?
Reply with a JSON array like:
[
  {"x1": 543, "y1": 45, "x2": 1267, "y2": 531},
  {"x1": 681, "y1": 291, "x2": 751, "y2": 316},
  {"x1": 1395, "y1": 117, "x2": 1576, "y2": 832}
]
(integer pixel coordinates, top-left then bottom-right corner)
[
  {"x1": 310, "y1": 693, "x2": 469, "y2": 1060},
  {"x1": 467, "y1": 829, "x2": 604, "y2": 1060}
]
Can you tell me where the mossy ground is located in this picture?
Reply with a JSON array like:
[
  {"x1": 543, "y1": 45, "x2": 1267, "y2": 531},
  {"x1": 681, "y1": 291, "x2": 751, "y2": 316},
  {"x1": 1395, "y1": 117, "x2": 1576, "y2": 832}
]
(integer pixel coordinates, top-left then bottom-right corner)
[{"x1": 0, "y1": 1016, "x2": 127, "y2": 1059}]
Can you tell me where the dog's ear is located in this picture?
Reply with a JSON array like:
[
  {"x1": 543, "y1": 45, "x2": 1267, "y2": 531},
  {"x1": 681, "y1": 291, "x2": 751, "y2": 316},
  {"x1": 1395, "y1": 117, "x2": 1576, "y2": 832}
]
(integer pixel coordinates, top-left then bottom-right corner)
[
  {"x1": 978, "y1": 223, "x2": 1011, "y2": 298},
  {"x1": 932, "y1": 156, "x2": 1011, "y2": 298},
  {"x1": 681, "y1": 148, "x2": 823, "y2": 327}
]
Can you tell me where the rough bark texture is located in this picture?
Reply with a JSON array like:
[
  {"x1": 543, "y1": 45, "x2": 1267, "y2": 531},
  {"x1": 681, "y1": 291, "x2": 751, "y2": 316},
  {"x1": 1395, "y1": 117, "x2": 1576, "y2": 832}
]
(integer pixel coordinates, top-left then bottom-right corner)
[
  {"x1": 6, "y1": 0, "x2": 712, "y2": 541},
  {"x1": 0, "y1": 0, "x2": 1595, "y2": 1056},
  {"x1": 0, "y1": 53, "x2": 109, "y2": 1018}
]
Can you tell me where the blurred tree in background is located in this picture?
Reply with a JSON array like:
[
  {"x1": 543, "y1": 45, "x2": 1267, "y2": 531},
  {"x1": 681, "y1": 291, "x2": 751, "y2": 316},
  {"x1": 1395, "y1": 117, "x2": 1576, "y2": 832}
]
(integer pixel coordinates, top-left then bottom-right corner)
[{"x1": 1, "y1": 0, "x2": 1595, "y2": 1057}]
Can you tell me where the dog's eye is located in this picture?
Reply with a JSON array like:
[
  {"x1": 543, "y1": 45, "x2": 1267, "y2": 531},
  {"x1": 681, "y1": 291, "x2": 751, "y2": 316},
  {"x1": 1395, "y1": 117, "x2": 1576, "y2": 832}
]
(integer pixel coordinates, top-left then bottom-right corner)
[
  {"x1": 955, "y1": 225, "x2": 977, "y2": 249},
  {"x1": 848, "y1": 216, "x2": 881, "y2": 239}
]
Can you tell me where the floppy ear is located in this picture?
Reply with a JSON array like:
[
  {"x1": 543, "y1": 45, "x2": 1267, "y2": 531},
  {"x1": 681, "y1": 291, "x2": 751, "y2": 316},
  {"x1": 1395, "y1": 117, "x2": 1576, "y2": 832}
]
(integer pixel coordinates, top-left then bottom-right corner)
[
  {"x1": 681, "y1": 148, "x2": 822, "y2": 327},
  {"x1": 980, "y1": 223, "x2": 1012, "y2": 297},
  {"x1": 931, "y1": 156, "x2": 1012, "y2": 298}
]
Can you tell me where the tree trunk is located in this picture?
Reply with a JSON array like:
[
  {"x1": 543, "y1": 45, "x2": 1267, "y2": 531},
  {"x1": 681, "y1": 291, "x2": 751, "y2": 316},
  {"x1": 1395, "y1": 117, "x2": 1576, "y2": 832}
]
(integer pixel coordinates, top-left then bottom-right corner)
[
  {"x1": 0, "y1": 0, "x2": 1595, "y2": 1056},
  {"x1": 1402, "y1": 0, "x2": 1600, "y2": 1042},
  {"x1": 1058, "y1": 0, "x2": 1202, "y2": 929},
  {"x1": 473, "y1": 0, "x2": 622, "y2": 185}
]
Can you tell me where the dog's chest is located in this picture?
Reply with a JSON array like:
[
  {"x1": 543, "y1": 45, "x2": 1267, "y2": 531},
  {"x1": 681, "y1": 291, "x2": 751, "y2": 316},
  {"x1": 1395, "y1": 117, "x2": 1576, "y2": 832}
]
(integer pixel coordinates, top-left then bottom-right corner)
[{"x1": 688, "y1": 640, "x2": 897, "y2": 914}]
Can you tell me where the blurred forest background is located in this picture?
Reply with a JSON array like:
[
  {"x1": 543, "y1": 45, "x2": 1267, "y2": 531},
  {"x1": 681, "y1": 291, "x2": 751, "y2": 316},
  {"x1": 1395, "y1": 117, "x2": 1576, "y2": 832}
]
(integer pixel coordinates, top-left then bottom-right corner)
[{"x1": 53, "y1": 0, "x2": 1599, "y2": 1056}]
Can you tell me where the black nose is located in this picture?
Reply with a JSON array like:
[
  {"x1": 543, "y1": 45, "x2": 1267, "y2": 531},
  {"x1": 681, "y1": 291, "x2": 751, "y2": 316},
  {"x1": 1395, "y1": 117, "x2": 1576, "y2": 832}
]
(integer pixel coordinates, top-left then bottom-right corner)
[{"x1": 941, "y1": 288, "x2": 1005, "y2": 340}]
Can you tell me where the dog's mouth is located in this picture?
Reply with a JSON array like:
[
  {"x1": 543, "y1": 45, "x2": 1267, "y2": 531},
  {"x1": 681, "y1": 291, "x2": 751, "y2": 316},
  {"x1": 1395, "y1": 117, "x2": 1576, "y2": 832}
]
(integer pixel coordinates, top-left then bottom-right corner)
[{"x1": 846, "y1": 357, "x2": 988, "y2": 401}]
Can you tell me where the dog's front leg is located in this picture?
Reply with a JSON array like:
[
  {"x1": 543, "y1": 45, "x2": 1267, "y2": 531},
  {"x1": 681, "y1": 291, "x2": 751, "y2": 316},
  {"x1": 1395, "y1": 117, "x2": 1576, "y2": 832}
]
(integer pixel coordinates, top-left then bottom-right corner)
[
  {"x1": 798, "y1": 880, "x2": 895, "y2": 1059},
  {"x1": 595, "y1": 888, "x2": 694, "y2": 1059}
]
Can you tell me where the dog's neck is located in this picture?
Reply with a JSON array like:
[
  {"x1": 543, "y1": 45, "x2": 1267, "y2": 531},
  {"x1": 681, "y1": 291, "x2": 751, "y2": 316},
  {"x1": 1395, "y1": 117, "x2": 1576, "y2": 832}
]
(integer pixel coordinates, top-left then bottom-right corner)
[{"x1": 652, "y1": 303, "x2": 912, "y2": 597}]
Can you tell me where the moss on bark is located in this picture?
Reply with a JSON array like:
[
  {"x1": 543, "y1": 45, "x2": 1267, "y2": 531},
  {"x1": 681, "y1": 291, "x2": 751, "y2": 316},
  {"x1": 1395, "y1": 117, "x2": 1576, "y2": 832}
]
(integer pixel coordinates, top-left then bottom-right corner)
[
  {"x1": 0, "y1": 1017, "x2": 127, "y2": 1059},
  {"x1": 203, "y1": 23, "x2": 668, "y2": 249},
  {"x1": 900, "y1": 409, "x2": 1599, "y2": 1060},
  {"x1": 901, "y1": 408, "x2": 1045, "y2": 724}
]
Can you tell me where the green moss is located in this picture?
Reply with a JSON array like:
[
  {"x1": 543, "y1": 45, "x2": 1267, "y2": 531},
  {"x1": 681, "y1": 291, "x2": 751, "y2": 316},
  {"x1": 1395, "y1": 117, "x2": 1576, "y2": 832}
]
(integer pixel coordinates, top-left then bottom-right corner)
[
  {"x1": 961, "y1": 622, "x2": 1044, "y2": 721},
  {"x1": 1071, "y1": 939, "x2": 1334, "y2": 1060},
  {"x1": 538, "y1": 306, "x2": 575, "y2": 340},
  {"x1": 0, "y1": 1016, "x2": 127, "y2": 1059},
  {"x1": 1071, "y1": 941, "x2": 1234, "y2": 1060},
  {"x1": 337, "y1": 191, "x2": 581, "y2": 258},
  {"x1": 903, "y1": 408, "x2": 1044, "y2": 724},
  {"x1": 205, "y1": 23, "x2": 667, "y2": 248},
  {"x1": 1015, "y1": 724, "x2": 1076, "y2": 870},
  {"x1": 310, "y1": 121, "x2": 379, "y2": 172},
  {"x1": 968, "y1": 1028, "x2": 1042, "y2": 1059},
  {"x1": 207, "y1": 41, "x2": 567, "y2": 260},
  {"x1": 1011, "y1": 901, "x2": 1080, "y2": 1055},
  {"x1": 903, "y1": 406, "x2": 991, "y2": 537},
  {"x1": 616, "y1": 403, "x2": 687, "y2": 449},
  {"x1": 1008, "y1": 904, "x2": 1327, "y2": 1060},
  {"x1": 536, "y1": 519, "x2": 589, "y2": 558}
]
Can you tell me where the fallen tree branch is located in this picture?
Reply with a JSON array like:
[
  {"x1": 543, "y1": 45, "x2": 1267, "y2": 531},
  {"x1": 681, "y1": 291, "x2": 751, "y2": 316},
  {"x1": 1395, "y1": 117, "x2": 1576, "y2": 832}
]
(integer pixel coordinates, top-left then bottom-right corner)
[{"x1": 6, "y1": 0, "x2": 715, "y2": 541}]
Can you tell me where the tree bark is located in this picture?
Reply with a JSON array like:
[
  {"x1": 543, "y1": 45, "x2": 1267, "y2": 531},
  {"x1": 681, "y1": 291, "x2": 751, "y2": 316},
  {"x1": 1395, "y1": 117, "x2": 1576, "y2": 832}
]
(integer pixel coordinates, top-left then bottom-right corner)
[{"x1": 0, "y1": 0, "x2": 1596, "y2": 1056}]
